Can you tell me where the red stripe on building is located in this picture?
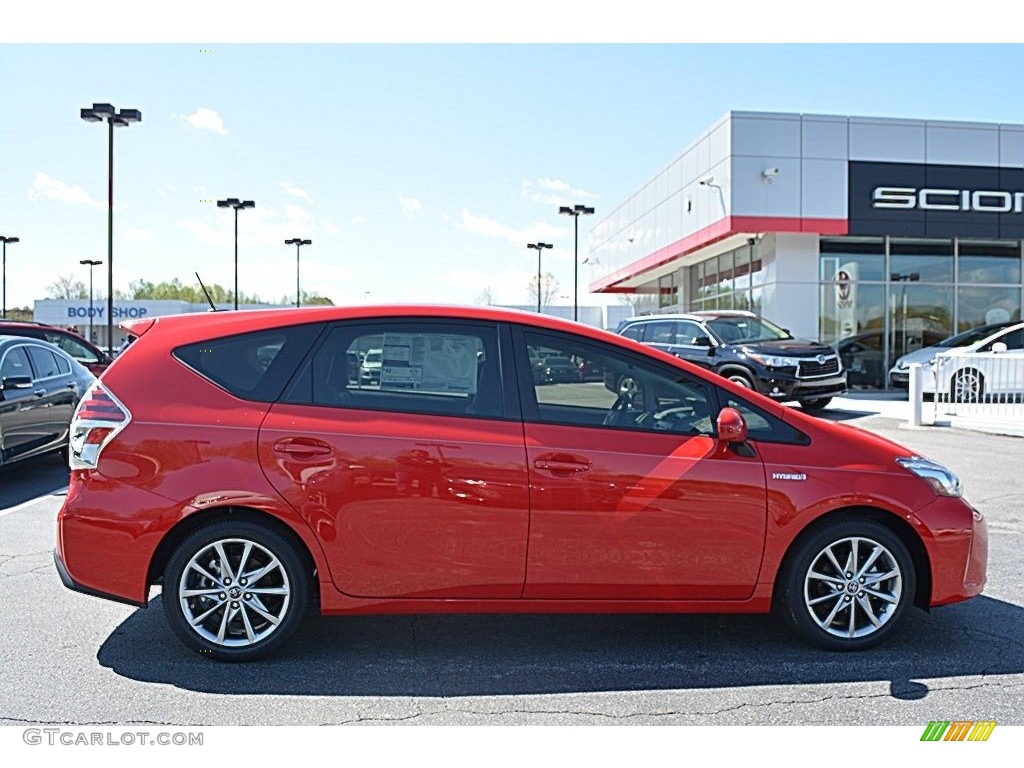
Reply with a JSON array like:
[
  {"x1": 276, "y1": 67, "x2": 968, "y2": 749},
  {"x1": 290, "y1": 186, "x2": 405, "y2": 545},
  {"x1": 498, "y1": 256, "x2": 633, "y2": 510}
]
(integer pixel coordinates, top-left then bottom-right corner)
[{"x1": 590, "y1": 216, "x2": 849, "y2": 293}]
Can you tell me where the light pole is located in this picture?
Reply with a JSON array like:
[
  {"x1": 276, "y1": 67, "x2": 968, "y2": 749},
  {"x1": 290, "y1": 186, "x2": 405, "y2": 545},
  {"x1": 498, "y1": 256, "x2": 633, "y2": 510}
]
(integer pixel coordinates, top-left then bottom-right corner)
[
  {"x1": 217, "y1": 198, "x2": 255, "y2": 309},
  {"x1": 79, "y1": 259, "x2": 102, "y2": 342},
  {"x1": 1, "y1": 235, "x2": 19, "y2": 319},
  {"x1": 80, "y1": 103, "x2": 141, "y2": 355},
  {"x1": 284, "y1": 238, "x2": 312, "y2": 307},
  {"x1": 527, "y1": 242, "x2": 553, "y2": 313},
  {"x1": 558, "y1": 204, "x2": 595, "y2": 322}
]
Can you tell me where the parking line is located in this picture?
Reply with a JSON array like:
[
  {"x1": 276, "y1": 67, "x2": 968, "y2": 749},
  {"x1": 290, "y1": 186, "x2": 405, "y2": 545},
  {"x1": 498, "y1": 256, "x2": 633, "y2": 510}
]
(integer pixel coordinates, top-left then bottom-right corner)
[{"x1": 0, "y1": 486, "x2": 68, "y2": 520}]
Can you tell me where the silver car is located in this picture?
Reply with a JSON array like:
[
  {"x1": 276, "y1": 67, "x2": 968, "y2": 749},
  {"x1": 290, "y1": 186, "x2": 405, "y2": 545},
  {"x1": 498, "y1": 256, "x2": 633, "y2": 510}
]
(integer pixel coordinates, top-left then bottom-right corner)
[{"x1": 888, "y1": 321, "x2": 1017, "y2": 388}]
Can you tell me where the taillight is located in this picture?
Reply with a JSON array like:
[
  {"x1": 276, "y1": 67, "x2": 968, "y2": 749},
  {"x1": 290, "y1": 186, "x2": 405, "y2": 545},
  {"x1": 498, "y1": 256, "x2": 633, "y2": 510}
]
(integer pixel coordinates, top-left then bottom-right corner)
[{"x1": 69, "y1": 381, "x2": 132, "y2": 470}]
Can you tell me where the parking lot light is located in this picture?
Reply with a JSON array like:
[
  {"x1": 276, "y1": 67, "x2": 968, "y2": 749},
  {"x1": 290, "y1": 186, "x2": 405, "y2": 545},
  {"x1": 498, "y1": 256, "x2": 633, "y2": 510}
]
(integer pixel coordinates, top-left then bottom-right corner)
[
  {"x1": 558, "y1": 204, "x2": 595, "y2": 322},
  {"x1": 1, "y1": 235, "x2": 19, "y2": 319},
  {"x1": 79, "y1": 259, "x2": 103, "y2": 342},
  {"x1": 284, "y1": 238, "x2": 312, "y2": 308},
  {"x1": 527, "y1": 242, "x2": 553, "y2": 313},
  {"x1": 80, "y1": 102, "x2": 141, "y2": 354},
  {"x1": 218, "y1": 198, "x2": 256, "y2": 310}
]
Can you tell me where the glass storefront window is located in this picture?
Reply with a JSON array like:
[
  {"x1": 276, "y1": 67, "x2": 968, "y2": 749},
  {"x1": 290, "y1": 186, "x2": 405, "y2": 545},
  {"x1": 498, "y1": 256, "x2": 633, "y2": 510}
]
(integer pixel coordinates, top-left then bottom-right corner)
[
  {"x1": 888, "y1": 283, "x2": 953, "y2": 364},
  {"x1": 956, "y1": 285, "x2": 1022, "y2": 331},
  {"x1": 822, "y1": 283, "x2": 886, "y2": 389},
  {"x1": 820, "y1": 238, "x2": 885, "y2": 282},
  {"x1": 890, "y1": 238, "x2": 954, "y2": 283},
  {"x1": 958, "y1": 240, "x2": 1022, "y2": 284}
]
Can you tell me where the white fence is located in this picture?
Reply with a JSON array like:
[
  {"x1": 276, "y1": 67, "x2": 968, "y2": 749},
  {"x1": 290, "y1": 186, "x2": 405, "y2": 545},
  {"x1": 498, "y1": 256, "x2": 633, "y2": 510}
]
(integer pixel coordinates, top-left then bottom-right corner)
[{"x1": 910, "y1": 354, "x2": 1024, "y2": 428}]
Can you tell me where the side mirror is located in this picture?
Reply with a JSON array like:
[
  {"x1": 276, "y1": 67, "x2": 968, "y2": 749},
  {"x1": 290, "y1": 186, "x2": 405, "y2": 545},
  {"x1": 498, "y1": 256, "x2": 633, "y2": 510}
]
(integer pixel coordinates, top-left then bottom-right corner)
[
  {"x1": 717, "y1": 406, "x2": 748, "y2": 443},
  {"x1": 1, "y1": 375, "x2": 33, "y2": 391},
  {"x1": 692, "y1": 337, "x2": 713, "y2": 348},
  {"x1": 991, "y1": 341, "x2": 1008, "y2": 354}
]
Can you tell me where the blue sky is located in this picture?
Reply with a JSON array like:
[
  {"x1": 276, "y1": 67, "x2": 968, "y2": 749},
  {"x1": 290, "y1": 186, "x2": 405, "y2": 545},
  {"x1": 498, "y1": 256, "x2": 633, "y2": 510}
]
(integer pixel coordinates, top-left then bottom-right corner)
[{"x1": 3, "y1": 40, "x2": 1024, "y2": 309}]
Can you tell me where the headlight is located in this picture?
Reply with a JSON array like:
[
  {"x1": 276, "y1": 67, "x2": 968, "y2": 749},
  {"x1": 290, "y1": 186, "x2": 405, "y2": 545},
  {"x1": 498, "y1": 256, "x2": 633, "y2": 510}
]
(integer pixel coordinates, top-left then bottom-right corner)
[
  {"x1": 896, "y1": 456, "x2": 963, "y2": 497},
  {"x1": 747, "y1": 352, "x2": 801, "y2": 368}
]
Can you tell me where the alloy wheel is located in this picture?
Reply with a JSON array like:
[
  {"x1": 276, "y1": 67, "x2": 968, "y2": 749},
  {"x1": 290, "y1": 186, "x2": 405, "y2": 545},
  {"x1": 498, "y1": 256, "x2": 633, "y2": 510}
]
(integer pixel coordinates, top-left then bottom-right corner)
[{"x1": 803, "y1": 536, "x2": 902, "y2": 640}]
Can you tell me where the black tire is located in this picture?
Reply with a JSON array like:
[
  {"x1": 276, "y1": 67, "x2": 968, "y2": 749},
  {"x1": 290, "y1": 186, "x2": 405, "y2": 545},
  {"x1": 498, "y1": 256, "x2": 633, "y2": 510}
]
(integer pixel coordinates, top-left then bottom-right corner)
[
  {"x1": 720, "y1": 369, "x2": 754, "y2": 389},
  {"x1": 162, "y1": 519, "x2": 310, "y2": 661},
  {"x1": 776, "y1": 519, "x2": 916, "y2": 651},
  {"x1": 952, "y1": 369, "x2": 984, "y2": 403},
  {"x1": 799, "y1": 397, "x2": 832, "y2": 412}
]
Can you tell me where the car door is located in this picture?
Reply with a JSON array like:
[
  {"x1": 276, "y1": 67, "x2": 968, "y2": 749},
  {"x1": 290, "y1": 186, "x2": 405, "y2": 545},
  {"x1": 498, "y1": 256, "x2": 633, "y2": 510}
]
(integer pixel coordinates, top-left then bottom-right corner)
[
  {"x1": 0, "y1": 345, "x2": 48, "y2": 462},
  {"x1": 980, "y1": 328, "x2": 1023, "y2": 393},
  {"x1": 512, "y1": 327, "x2": 768, "y2": 600},
  {"x1": 672, "y1": 319, "x2": 717, "y2": 369},
  {"x1": 42, "y1": 330, "x2": 107, "y2": 375},
  {"x1": 258, "y1": 319, "x2": 531, "y2": 599},
  {"x1": 23, "y1": 344, "x2": 74, "y2": 449}
]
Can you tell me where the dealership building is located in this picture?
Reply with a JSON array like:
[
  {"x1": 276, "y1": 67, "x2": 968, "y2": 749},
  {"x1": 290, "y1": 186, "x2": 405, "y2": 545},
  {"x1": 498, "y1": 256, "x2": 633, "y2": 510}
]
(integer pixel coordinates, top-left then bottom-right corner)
[{"x1": 588, "y1": 111, "x2": 1024, "y2": 388}]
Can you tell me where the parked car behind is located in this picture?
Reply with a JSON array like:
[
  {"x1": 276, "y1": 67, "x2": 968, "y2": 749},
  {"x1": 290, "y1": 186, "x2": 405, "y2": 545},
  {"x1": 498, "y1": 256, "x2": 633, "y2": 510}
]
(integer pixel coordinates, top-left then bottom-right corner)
[
  {"x1": 925, "y1": 322, "x2": 1024, "y2": 401},
  {"x1": 615, "y1": 311, "x2": 846, "y2": 410},
  {"x1": 0, "y1": 336, "x2": 95, "y2": 469},
  {"x1": 56, "y1": 305, "x2": 985, "y2": 660},
  {"x1": 0, "y1": 321, "x2": 111, "y2": 375},
  {"x1": 887, "y1": 321, "x2": 1018, "y2": 388}
]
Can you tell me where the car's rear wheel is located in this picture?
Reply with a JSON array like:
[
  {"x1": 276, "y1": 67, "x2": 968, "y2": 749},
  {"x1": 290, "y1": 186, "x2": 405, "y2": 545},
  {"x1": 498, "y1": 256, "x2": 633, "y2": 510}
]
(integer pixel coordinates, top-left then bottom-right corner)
[
  {"x1": 162, "y1": 520, "x2": 309, "y2": 661},
  {"x1": 799, "y1": 397, "x2": 832, "y2": 411},
  {"x1": 777, "y1": 519, "x2": 915, "y2": 651}
]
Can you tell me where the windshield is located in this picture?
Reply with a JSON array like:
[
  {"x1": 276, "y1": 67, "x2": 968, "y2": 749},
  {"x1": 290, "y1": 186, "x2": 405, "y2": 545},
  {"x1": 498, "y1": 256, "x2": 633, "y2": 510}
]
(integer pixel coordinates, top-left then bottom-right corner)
[
  {"x1": 936, "y1": 324, "x2": 1008, "y2": 348},
  {"x1": 706, "y1": 316, "x2": 790, "y2": 344},
  {"x1": 364, "y1": 350, "x2": 382, "y2": 363}
]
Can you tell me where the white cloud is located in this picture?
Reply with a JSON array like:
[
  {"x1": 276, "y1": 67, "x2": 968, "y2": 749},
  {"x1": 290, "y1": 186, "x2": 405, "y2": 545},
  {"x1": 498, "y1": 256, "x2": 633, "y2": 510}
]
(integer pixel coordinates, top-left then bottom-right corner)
[
  {"x1": 319, "y1": 217, "x2": 342, "y2": 236},
  {"x1": 178, "y1": 202, "x2": 336, "y2": 249},
  {"x1": 27, "y1": 172, "x2": 104, "y2": 208},
  {"x1": 124, "y1": 227, "x2": 151, "y2": 241},
  {"x1": 520, "y1": 177, "x2": 598, "y2": 206},
  {"x1": 181, "y1": 108, "x2": 226, "y2": 135},
  {"x1": 280, "y1": 181, "x2": 311, "y2": 201},
  {"x1": 351, "y1": 214, "x2": 365, "y2": 226},
  {"x1": 283, "y1": 204, "x2": 313, "y2": 225},
  {"x1": 457, "y1": 208, "x2": 562, "y2": 247},
  {"x1": 400, "y1": 196, "x2": 422, "y2": 216}
]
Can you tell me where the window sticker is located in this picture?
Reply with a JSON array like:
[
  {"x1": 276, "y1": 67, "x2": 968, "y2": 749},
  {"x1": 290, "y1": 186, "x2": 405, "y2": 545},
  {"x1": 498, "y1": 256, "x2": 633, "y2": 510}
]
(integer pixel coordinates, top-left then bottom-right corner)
[{"x1": 379, "y1": 333, "x2": 479, "y2": 393}]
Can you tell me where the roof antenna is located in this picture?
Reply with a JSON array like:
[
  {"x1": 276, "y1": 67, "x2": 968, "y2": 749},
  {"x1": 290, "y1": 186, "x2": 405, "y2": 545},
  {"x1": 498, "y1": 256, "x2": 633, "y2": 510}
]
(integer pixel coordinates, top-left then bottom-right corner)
[{"x1": 195, "y1": 272, "x2": 219, "y2": 312}]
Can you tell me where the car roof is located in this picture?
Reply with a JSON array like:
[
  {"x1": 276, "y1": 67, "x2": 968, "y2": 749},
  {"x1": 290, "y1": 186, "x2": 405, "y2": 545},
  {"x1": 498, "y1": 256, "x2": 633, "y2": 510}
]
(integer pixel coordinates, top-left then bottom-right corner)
[
  {"x1": 620, "y1": 310, "x2": 756, "y2": 323},
  {"x1": 122, "y1": 304, "x2": 636, "y2": 347}
]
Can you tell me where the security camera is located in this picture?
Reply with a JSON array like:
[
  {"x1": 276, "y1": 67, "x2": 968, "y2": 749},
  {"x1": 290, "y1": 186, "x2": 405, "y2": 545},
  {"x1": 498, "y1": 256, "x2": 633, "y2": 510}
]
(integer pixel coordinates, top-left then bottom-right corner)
[
  {"x1": 698, "y1": 174, "x2": 714, "y2": 186},
  {"x1": 762, "y1": 167, "x2": 780, "y2": 183}
]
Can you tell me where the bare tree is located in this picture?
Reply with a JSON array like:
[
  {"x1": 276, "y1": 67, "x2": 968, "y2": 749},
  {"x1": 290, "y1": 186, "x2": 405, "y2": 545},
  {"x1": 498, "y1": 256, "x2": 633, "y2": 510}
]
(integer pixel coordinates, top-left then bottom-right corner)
[
  {"x1": 47, "y1": 275, "x2": 88, "y2": 300},
  {"x1": 527, "y1": 272, "x2": 560, "y2": 309},
  {"x1": 475, "y1": 285, "x2": 497, "y2": 305}
]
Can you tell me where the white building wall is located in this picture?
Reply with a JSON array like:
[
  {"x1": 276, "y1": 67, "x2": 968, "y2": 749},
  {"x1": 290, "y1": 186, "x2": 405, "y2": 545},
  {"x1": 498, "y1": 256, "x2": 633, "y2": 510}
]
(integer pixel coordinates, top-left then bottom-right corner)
[{"x1": 757, "y1": 233, "x2": 820, "y2": 341}]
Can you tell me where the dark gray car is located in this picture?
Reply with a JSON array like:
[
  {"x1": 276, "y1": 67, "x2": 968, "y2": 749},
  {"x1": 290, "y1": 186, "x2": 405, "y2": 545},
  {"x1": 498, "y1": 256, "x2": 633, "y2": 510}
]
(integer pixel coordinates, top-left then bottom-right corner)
[{"x1": 0, "y1": 336, "x2": 95, "y2": 468}]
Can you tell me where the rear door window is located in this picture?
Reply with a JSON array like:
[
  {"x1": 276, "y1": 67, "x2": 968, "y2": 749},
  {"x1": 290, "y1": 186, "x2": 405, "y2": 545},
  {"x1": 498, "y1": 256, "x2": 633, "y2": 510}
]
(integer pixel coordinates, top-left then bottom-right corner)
[
  {"x1": 174, "y1": 324, "x2": 325, "y2": 402},
  {"x1": 285, "y1": 320, "x2": 509, "y2": 420}
]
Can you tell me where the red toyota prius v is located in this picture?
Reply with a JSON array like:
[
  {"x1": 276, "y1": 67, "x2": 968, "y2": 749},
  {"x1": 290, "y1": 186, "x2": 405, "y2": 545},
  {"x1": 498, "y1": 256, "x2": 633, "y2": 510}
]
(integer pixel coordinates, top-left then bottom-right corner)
[{"x1": 55, "y1": 306, "x2": 987, "y2": 660}]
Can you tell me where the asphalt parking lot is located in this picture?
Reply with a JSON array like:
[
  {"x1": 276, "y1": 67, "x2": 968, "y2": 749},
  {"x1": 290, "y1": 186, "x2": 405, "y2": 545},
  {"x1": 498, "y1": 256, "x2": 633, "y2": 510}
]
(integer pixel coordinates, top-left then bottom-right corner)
[{"x1": 0, "y1": 406, "x2": 1021, "y2": 726}]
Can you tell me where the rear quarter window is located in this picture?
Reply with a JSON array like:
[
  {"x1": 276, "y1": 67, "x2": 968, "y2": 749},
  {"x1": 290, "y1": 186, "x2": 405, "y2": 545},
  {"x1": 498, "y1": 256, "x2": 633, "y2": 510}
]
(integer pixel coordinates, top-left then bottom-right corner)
[{"x1": 174, "y1": 323, "x2": 325, "y2": 402}]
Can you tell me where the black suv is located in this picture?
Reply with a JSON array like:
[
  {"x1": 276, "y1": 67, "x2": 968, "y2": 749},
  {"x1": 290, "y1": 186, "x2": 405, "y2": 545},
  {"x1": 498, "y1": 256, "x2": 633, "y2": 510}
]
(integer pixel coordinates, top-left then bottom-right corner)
[{"x1": 615, "y1": 311, "x2": 846, "y2": 410}]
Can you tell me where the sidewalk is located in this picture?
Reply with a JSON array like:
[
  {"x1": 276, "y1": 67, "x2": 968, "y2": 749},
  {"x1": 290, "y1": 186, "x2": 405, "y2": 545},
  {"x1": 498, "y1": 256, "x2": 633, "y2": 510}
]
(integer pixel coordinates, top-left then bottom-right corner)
[{"x1": 822, "y1": 391, "x2": 1024, "y2": 438}]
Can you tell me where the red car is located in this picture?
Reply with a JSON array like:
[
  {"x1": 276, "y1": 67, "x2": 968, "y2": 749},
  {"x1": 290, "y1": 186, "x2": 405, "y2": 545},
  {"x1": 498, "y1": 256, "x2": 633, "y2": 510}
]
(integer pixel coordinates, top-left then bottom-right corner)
[{"x1": 55, "y1": 306, "x2": 987, "y2": 660}]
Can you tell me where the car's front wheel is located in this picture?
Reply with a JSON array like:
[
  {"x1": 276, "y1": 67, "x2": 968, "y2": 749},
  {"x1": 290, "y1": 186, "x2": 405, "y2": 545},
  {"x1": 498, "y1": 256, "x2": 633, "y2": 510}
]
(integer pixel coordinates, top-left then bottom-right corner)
[
  {"x1": 777, "y1": 519, "x2": 915, "y2": 651},
  {"x1": 799, "y1": 397, "x2": 832, "y2": 411},
  {"x1": 162, "y1": 519, "x2": 310, "y2": 661}
]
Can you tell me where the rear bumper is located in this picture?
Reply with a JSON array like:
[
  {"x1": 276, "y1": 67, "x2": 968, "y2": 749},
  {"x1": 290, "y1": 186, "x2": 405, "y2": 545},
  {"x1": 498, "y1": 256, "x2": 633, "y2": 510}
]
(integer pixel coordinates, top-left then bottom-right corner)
[{"x1": 53, "y1": 548, "x2": 145, "y2": 607}]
